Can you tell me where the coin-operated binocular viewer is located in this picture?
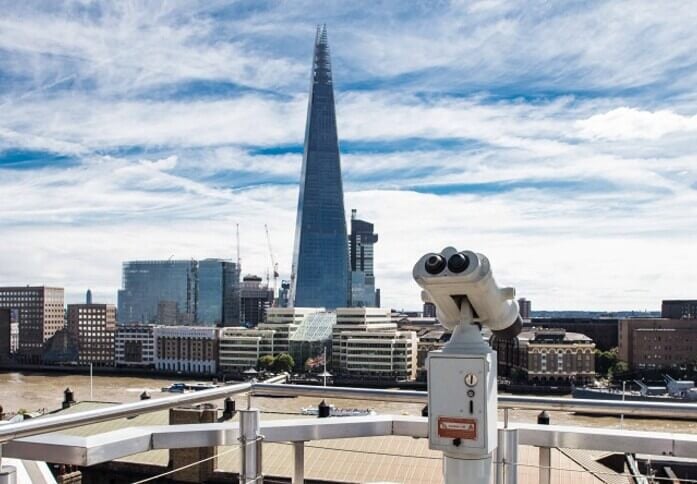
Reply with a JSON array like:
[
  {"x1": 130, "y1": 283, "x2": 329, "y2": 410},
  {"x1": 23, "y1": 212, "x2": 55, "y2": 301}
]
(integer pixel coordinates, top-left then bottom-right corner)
[{"x1": 413, "y1": 247, "x2": 522, "y2": 483}]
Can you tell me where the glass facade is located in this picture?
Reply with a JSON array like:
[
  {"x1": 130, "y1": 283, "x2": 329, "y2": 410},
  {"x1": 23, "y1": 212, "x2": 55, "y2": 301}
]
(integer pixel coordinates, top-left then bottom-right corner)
[
  {"x1": 289, "y1": 311, "x2": 336, "y2": 370},
  {"x1": 349, "y1": 210, "x2": 379, "y2": 307},
  {"x1": 118, "y1": 260, "x2": 197, "y2": 324},
  {"x1": 118, "y1": 259, "x2": 240, "y2": 325},
  {"x1": 291, "y1": 25, "x2": 349, "y2": 309}
]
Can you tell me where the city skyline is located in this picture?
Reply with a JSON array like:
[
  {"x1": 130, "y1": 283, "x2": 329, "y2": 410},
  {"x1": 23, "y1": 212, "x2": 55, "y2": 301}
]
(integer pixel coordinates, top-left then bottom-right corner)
[{"x1": 1, "y1": 2, "x2": 696, "y2": 311}]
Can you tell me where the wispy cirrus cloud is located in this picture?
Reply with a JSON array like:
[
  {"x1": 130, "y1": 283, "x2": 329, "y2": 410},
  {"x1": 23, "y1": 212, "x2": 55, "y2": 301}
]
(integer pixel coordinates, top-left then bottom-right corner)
[{"x1": 0, "y1": 1, "x2": 696, "y2": 310}]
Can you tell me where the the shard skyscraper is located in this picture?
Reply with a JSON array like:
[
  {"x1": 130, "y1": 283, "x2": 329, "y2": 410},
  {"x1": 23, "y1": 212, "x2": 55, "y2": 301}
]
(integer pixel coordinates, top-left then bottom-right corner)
[{"x1": 291, "y1": 25, "x2": 349, "y2": 309}]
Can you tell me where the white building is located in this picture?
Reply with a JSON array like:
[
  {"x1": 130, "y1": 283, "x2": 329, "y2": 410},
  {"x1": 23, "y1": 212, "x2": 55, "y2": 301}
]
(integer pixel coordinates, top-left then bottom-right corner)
[
  {"x1": 332, "y1": 307, "x2": 418, "y2": 381},
  {"x1": 219, "y1": 327, "x2": 277, "y2": 373},
  {"x1": 154, "y1": 326, "x2": 219, "y2": 375},
  {"x1": 258, "y1": 307, "x2": 322, "y2": 354},
  {"x1": 115, "y1": 324, "x2": 157, "y2": 368},
  {"x1": 217, "y1": 308, "x2": 324, "y2": 375}
]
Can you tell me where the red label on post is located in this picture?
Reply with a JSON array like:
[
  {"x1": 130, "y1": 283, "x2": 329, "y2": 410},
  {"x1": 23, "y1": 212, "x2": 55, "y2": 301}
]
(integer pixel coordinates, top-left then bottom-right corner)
[{"x1": 437, "y1": 417, "x2": 477, "y2": 440}]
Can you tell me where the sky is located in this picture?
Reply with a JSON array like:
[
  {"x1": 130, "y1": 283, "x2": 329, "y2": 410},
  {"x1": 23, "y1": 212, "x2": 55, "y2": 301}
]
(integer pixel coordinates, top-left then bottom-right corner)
[{"x1": 1, "y1": 1, "x2": 696, "y2": 311}]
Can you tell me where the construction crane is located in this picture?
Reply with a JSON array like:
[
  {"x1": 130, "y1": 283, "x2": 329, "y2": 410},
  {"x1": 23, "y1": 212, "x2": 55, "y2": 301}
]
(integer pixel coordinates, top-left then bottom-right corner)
[
  {"x1": 236, "y1": 224, "x2": 241, "y2": 267},
  {"x1": 264, "y1": 224, "x2": 280, "y2": 305}
]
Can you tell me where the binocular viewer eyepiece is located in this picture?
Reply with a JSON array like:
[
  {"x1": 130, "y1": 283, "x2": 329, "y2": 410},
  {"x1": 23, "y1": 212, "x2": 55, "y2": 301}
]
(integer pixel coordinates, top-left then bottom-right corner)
[{"x1": 413, "y1": 247, "x2": 522, "y2": 339}]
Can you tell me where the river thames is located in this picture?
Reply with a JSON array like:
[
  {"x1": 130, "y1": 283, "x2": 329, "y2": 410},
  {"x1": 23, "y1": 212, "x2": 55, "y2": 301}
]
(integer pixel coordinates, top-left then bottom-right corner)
[{"x1": 1, "y1": 371, "x2": 695, "y2": 435}]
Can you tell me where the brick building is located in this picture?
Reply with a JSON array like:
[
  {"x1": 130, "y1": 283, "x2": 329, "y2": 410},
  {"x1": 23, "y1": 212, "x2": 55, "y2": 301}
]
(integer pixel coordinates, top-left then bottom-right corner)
[
  {"x1": 67, "y1": 304, "x2": 116, "y2": 366},
  {"x1": 154, "y1": 326, "x2": 219, "y2": 375},
  {"x1": 492, "y1": 328, "x2": 595, "y2": 385},
  {"x1": 618, "y1": 318, "x2": 697, "y2": 369},
  {"x1": 0, "y1": 286, "x2": 65, "y2": 363}
]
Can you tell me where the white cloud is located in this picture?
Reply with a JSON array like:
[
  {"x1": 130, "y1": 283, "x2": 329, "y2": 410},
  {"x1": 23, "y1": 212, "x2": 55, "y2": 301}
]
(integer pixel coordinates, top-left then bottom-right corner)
[
  {"x1": 577, "y1": 107, "x2": 697, "y2": 140},
  {"x1": 1, "y1": 1, "x2": 697, "y2": 312}
]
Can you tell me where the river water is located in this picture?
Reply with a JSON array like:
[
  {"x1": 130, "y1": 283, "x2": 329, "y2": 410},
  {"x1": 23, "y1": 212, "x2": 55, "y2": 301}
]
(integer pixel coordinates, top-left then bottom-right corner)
[{"x1": 1, "y1": 371, "x2": 695, "y2": 434}]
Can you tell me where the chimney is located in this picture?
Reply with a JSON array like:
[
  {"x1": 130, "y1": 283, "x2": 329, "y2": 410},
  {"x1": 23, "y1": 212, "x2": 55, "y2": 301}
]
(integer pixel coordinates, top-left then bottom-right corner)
[{"x1": 62, "y1": 388, "x2": 75, "y2": 409}]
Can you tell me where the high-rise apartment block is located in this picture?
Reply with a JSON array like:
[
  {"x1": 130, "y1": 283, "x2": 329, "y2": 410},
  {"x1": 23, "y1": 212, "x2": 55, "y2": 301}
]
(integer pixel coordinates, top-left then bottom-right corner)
[
  {"x1": 0, "y1": 286, "x2": 65, "y2": 363},
  {"x1": 662, "y1": 300, "x2": 697, "y2": 319},
  {"x1": 349, "y1": 209, "x2": 380, "y2": 307},
  {"x1": 67, "y1": 304, "x2": 116, "y2": 366},
  {"x1": 291, "y1": 26, "x2": 349, "y2": 309},
  {"x1": 117, "y1": 259, "x2": 240, "y2": 326},
  {"x1": 115, "y1": 324, "x2": 157, "y2": 368},
  {"x1": 240, "y1": 275, "x2": 274, "y2": 327}
]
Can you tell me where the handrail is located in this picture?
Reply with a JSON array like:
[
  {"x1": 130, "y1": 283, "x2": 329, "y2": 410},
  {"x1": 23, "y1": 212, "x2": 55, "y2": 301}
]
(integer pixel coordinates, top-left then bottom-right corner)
[
  {"x1": 0, "y1": 376, "x2": 288, "y2": 444},
  {"x1": 252, "y1": 383, "x2": 428, "y2": 403},
  {"x1": 253, "y1": 383, "x2": 697, "y2": 420},
  {"x1": 3, "y1": 378, "x2": 697, "y2": 445}
]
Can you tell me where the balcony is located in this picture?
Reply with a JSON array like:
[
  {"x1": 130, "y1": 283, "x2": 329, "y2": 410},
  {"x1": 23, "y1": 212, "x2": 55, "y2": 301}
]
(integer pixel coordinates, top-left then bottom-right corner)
[{"x1": 1, "y1": 376, "x2": 697, "y2": 484}]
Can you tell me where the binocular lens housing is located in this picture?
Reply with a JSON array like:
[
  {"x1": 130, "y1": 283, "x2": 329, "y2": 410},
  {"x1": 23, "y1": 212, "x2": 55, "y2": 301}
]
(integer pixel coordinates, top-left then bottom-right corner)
[
  {"x1": 425, "y1": 255, "x2": 446, "y2": 274},
  {"x1": 447, "y1": 253, "x2": 470, "y2": 273}
]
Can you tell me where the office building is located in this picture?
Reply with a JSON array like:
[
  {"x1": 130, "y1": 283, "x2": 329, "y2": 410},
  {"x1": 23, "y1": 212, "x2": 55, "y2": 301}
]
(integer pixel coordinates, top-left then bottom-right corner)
[
  {"x1": 118, "y1": 260, "x2": 197, "y2": 324},
  {"x1": 198, "y1": 259, "x2": 241, "y2": 326},
  {"x1": 289, "y1": 311, "x2": 336, "y2": 371},
  {"x1": 0, "y1": 286, "x2": 65, "y2": 363},
  {"x1": 259, "y1": 307, "x2": 322, "y2": 354},
  {"x1": 115, "y1": 324, "x2": 157, "y2": 368},
  {"x1": 492, "y1": 328, "x2": 595, "y2": 385},
  {"x1": 662, "y1": 300, "x2": 697, "y2": 319},
  {"x1": 349, "y1": 209, "x2": 379, "y2": 307},
  {"x1": 618, "y1": 318, "x2": 697, "y2": 369},
  {"x1": 0, "y1": 309, "x2": 10, "y2": 363},
  {"x1": 218, "y1": 307, "x2": 325, "y2": 374},
  {"x1": 518, "y1": 298, "x2": 531, "y2": 319},
  {"x1": 332, "y1": 307, "x2": 418, "y2": 381},
  {"x1": 278, "y1": 280, "x2": 291, "y2": 308},
  {"x1": 291, "y1": 26, "x2": 350, "y2": 309},
  {"x1": 423, "y1": 302, "x2": 436, "y2": 318},
  {"x1": 219, "y1": 327, "x2": 277, "y2": 374},
  {"x1": 117, "y1": 259, "x2": 240, "y2": 326},
  {"x1": 86, "y1": 289, "x2": 92, "y2": 305},
  {"x1": 154, "y1": 326, "x2": 219, "y2": 375},
  {"x1": 240, "y1": 275, "x2": 273, "y2": 327},
  {"x1": 67, "y1": 304, "x2": 116, "y2": 366}
]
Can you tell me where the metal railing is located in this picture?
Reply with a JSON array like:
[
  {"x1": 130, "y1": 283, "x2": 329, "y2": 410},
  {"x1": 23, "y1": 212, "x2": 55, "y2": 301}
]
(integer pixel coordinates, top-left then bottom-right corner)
[
  {"x1": 253, "y1": 383, "x2": 697, "y2": 419},
  {"x1": 2, "y1": 380, "x2": 697, "y2": 484}
]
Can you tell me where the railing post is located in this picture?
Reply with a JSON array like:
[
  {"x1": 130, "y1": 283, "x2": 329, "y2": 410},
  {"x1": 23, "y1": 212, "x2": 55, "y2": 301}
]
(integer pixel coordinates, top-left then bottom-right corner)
[
  {"x1": 537, "y1": 411, "x2": 551, "y2": 484},
  {"x1": 0, "y1": 444, "x2": 17, "y2": 484},
  {"x1": 239, "y1": 409, "x2": 262, "y2": 484},
  {"x1": 293, "y1": 441, "x2": 305, "y2": 484},
  {"x1": 496, "y1": 428, "x2": 518, "y2": 484}
]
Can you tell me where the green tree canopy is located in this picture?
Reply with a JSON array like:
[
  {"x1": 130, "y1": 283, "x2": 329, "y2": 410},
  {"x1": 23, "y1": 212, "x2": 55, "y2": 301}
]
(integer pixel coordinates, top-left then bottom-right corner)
[
  {"x1": 258, "y1": 355, "x2": 275, "y2": 370},
  {"x1": 273, "y1": 353, "x2": 295, "y2": 373}
]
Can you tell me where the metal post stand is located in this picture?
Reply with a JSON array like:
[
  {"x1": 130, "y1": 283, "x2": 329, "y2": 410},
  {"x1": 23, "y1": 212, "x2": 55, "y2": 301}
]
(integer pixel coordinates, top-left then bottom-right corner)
[
  {"x1": 293, "y1": 441, "x2": 305, "y2": 484},
  {"x1": 537, "y1": 411, "x2": 551, "y2": 484},
  {"x1": 239, "y1": 409, "x2": 262, "y2": 484},
  {"x1": 496, "y1": 428, "x2": 518, "y2": 484},
  {"x1": 0, "y1": 445, "x2": 17, "y2": 484}
]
